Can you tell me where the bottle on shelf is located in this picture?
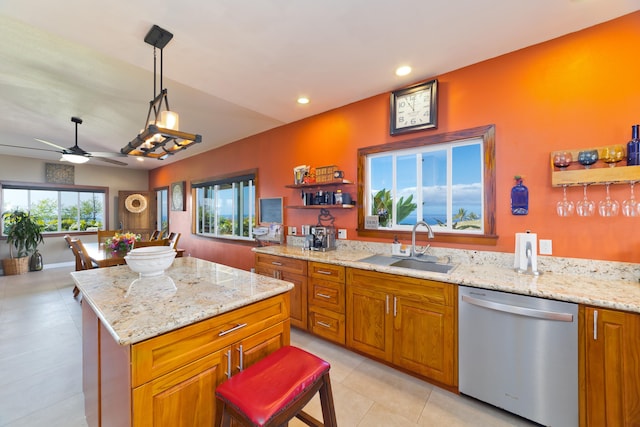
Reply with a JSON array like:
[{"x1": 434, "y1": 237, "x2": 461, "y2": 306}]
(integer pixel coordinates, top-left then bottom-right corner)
[{"x1": 627, "y1": 124, "x2": 640, "y2": 166}]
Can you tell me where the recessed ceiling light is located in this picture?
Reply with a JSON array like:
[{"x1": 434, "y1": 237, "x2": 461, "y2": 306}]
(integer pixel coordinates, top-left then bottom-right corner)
[
  {"x1": 395, "y1": 66, "x2": 412, "y2": 76},
  {"x1": 297, "y1": 97, "x2": 310, "y2": 105}
]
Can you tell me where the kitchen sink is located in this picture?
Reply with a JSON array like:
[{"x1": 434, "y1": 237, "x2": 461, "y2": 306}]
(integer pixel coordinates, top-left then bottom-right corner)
[
  {"x1": 357, "y1": 254, "x2": 455, "y2": 274},
  {"x1": 389, "y1": 258, "x2": 455, "y2": 274}
]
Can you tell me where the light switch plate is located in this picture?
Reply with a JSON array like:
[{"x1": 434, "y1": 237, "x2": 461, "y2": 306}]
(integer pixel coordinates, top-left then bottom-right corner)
[
  {"x1": 338, "y1": 229, "x2": 347, "y2": 239},
  {"x1": 539, "y1": 239, "x2": 552, "y2": 255}
]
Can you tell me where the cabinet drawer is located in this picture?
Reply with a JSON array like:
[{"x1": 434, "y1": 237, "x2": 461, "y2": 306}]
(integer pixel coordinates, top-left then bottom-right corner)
[
  {"x1": 132, "y1": 293, "x2": 289, "y2": 387},
  {"x1": 309, "y1": 262, "x2": 345, "y2": 283},
  {"x1": 308, "y1": 307, "x2": 345, "y2": 345},
  {"x1": 308, "y1": 278, "x2": 344, "y2": 314},
  {"x1": 255, "y1": 254, "x2": 307, "y2": 276}
]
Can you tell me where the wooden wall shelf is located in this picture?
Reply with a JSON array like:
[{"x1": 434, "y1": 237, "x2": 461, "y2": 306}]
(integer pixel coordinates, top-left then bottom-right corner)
[
  {"x1": 550, "y1": 148, "x2": 640, "y2": 187},
  {"x1": 285, "y1": 179, "x2": 353, "y2": 189},
  {"x1": 286, "y1": 204, "x2": 354, "y2": 210}
]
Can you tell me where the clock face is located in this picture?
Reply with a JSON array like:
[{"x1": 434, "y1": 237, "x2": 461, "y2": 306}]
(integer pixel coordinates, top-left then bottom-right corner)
[
  {"x1": 395, "y1": 89, "x2": 432, "y2": 129},
  {"x1": 390, "y1": 79, "x2": 438, "y2": 135}
]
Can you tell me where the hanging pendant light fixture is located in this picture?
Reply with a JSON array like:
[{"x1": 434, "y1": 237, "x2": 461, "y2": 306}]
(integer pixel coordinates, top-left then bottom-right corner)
[{"x1": 121, "y1": 25, "x2": 202, "y2": 160}]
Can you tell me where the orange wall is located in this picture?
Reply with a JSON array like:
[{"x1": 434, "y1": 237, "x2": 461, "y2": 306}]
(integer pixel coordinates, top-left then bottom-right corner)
[{"x1": 150, "y1": 11, "x2": 640, "y2": 267}]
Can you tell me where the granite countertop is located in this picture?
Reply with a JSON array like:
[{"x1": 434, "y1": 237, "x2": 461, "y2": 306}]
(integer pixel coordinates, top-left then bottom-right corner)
[
  {"x1": 254, "y1": 244, "x2": 640, "y2": 314},
  {"x1": 71, "y1": 257, "x2": 294, "y2": 346}
]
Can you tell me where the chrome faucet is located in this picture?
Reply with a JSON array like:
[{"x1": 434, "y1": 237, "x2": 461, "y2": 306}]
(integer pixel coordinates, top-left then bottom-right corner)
[{"x1": 411, "y1": 220, "x2": 434, "y2": 258}]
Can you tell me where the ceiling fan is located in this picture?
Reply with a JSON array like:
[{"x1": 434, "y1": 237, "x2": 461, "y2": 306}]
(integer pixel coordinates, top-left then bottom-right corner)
[{"x1": 2, "y1": 117, "x2": 128, "y2": 166}]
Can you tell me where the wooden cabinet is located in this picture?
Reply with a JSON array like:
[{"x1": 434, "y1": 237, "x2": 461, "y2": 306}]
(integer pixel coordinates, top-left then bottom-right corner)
[
  {"x1": 84, "y1": 293, "x2": 290, "y2": 427},
  {"x1": 346, "y1": 268, "x2": 457, "y2": 387},
  {"x1": 581, "y1": 306, "x2": 640, "y2": 426},
  {"x1": 255, "y1": 253, "x2": 308, "y2": 329},
  {"x1": 308, "y1": 261, "x2": 346, "y2": 344}
]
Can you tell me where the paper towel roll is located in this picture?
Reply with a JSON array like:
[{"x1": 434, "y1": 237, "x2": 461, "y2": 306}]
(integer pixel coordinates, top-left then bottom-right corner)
[{"x1": 514, "y1": 232, "x2": 538, "y2": 273}]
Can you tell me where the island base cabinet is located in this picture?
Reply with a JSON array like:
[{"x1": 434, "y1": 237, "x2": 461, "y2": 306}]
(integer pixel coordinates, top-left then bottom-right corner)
[
  {"x1": 346, "y1": 268, "x2": 456, "y2": 388},
  {"x1": 83, "y1": 293, "x2": 290, "y2": 427},
  {"x1": 582, "y1": 306, "x2": 640, "y2": 426},
  {"x1": 132, "y1": 321, "x2": 290, "y2": 427}
]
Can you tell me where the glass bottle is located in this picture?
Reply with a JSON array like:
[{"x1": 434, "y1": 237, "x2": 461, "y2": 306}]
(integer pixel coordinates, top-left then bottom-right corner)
[
  {"x1": 627, "y1": 124, "x2": 640, "y2": 166},
  {"x1": 511, "y1": 176, "x2": 529, "y2": 215}
]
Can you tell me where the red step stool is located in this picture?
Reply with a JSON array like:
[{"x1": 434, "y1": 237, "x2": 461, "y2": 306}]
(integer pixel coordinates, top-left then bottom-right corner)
[{"x1": 215, "y1": 345, "x2": 337, "y2": 426}]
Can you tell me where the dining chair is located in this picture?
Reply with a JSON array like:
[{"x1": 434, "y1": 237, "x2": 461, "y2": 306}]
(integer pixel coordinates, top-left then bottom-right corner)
[
  {"x1": 150, "y1": 230, "x2": 162, "y2": 240},
  {"x1": 97, "y1": 229, "x2": 123, "y2": 245},
  {"x1": 64, "y1": 235, "x2": 96, "y2": 299},
  {"x1": 133, "y1": 238, "x2": 170, "y2": 248},
  {"x1": 168, "y1": 232, "x2": 181, "y2": 249}
]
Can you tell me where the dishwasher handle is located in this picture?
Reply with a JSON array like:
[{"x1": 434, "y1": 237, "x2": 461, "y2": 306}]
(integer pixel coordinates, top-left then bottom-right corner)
[{"x1": 461, "y1": 295, "x2": 574, "y2": 322}]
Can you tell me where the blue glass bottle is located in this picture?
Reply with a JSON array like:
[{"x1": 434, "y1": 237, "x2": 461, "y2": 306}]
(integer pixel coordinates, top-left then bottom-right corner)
[
  {"x1": 627, "y1": 124, "x2": 640, "y2": 166},
  {"x1": 511, "y1": 176, "x2": 528, "y2": 215}
]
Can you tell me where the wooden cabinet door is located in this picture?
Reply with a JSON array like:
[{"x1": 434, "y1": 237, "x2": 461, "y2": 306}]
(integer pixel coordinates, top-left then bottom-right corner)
[
  {"x1": 346, "y1": 283, "x2": 393, "y2": 361},
  {"x1": 584, "y1": 307, "x2": 640, "y2": 426},
  {"x1": 255, "y1": 255, "x2": 307, "y2": 330},
  {"x1": 235, "y1": 320, "x2": 291, "y2": 372},
  {"x1": 392, "y1": 294, "x2": 456, "y2": 386},
  {"x1": 132, "y1": 349, "x2": 226, "y2": 427}
]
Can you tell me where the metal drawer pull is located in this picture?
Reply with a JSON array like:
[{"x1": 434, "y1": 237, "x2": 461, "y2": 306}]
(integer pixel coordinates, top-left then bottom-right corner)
[
  {"x1": 316, "y1": 293, "x2": 332, "y2": 299},
  {"x1": 218, "y1": 323, "x2": 248, "y2": 336},
  {"x1": 317, "y1": 270, "x2": 332, "y2": 275},
  {"x1": 237, "y1": 344, "x2": 244, "y2": 371},
  {"x1": 225, "y1": 349, "x2": 232, "y2": 379},
  {"x1": 393, "y1": 296, "x2": 397, "y2": 317},
  {"x1": 461, "y1": 295, "x2": 574, "y2": 322},
  {"x1": 271, "y1": 261, "x2": 283, "y2": 266},
  {"x1": 386, "y1": 295, "x2": 389, "y2": 314},
  {"x1": 317, "y1": 321, "x2": 332, "y2": 328},
  {"x1": 593, "y1": 310, "x2": 598, "y2": 340}
]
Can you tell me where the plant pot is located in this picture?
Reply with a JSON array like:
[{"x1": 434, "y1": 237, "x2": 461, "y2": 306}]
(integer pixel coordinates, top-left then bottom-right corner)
[{"x1": 2, "y1": 257, "x2": 30, "y2": 275}]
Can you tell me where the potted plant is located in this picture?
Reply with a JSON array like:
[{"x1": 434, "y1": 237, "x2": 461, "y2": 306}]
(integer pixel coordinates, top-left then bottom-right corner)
[{"x1": 2, "y1": 209, "x2": 44, "y2": 275}]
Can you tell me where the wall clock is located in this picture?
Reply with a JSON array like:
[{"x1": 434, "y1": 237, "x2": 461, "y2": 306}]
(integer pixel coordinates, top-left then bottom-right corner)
[
  {"x1": 390, "y1": 79, "x2": 438, "y2": 135},
  {"x1": 171, "y1": 181, "x2": 185, "y2": 211}
]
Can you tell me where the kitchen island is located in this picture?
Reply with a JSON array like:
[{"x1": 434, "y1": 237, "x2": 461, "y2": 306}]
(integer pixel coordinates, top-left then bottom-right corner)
[{"x1": 72, "y1": 256, "x2": 294, "y2": 427}]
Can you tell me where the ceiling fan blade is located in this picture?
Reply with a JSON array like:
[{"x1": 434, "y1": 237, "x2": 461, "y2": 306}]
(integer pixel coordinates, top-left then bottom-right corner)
[
  {"x1": 34, "y1": 138, "x2": 66, "y2": 151},
  {"x1": 90, "y1": 151, "x2": 128, "y2": 159},
  {"x1": 0, "y1": 143, "x2": 61, "y2": 154},
  {"x1": 93, "y1": 156, "x2": 128, "y2": 166}
]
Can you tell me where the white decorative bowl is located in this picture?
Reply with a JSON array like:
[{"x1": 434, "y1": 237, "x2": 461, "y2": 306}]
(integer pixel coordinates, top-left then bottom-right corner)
[{"x1": 125, "y1": 250, "x2": 176, "y2": 277}]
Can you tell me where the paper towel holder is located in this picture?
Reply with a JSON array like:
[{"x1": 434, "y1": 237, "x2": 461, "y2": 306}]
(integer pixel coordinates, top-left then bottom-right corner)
[{"x1": 514, "y1": 230, "x2": 541, "y2": 276}]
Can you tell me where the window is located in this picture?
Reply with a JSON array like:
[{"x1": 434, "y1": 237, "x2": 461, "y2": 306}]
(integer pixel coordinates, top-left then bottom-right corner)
[
  {"x1": 357, "y1": 125, "x2": 496, "y2": 244},
  {"x1": 1, "y1": 182, "x2": 108, "y2": 234},
  {"x1": 192, "y1": 171, "x2": 256, "y2": 240},
  {"x1": 156, "y1": 187, "x2": 169, "y2": 236}
]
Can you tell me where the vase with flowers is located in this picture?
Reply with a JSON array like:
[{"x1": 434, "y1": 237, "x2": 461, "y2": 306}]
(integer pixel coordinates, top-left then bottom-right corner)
[{"x1": 106, "y1": 232, "x2": 140, "y2": 255}]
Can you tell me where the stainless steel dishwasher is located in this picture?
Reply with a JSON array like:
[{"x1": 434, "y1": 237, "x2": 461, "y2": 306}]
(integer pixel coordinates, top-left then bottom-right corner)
[{"x1": 459, "y1": 286, "x2": 578, "y2": 426}]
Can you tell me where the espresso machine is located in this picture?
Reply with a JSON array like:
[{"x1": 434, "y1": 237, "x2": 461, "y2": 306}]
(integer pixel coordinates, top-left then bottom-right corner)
[{"x1": 310, "y1": 226, "x2": 336, "y2": 251}]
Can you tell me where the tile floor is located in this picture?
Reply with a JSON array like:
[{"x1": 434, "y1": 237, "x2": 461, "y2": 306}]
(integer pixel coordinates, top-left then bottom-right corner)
[{"x1": 0, "y1": 265, "x2": 539, "y2": 427}]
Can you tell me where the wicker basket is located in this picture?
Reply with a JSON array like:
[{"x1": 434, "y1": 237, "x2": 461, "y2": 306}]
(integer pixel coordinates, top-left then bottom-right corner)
[{"x1": 2, "y1": 257, "x2": 29, "y2": 275}]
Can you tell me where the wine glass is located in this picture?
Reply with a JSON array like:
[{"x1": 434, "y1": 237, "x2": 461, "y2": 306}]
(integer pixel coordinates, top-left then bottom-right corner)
[
  {"x1": 601, "y1": 146, "x2": 625, "y2": 167},
  {"x1": 622, "y1": 181, "x2": 640, "y2": 217},
  {"x1": 556, "y1": 185, "x2": 574, "y2": 217},
  {"x1": 578, "y1": 150, "x2": 598, "y2": 169},
  {"x1": 553, "y1": 152, "x2": 572, "y2": 170},
  {"x1": 598, "y1": 183, "x2": 619, "y2": 217},
  {"x1": 576, "y1": 184, "x2": 595, "y2": 217}
]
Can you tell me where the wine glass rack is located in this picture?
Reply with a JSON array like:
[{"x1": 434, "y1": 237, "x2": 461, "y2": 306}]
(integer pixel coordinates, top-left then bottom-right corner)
[{"x1": 550, "y1": 147, "x2": 640, "y2": 187}]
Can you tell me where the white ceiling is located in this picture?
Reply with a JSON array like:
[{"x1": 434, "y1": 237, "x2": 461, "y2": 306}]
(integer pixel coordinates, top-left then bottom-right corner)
[{"x1": 0, "y1": 1, "x2": 638, "y2": 170}]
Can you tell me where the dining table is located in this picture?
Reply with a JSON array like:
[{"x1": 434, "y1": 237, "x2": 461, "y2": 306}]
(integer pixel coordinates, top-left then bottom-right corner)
[{"x1": 85, "y1": 242, "x2": 184, "y2": 268}]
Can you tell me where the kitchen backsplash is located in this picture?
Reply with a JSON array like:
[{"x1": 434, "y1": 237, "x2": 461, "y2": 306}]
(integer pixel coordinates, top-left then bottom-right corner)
[{"x1": 286, "y1": 235, "x2": 640, "y2": 283}]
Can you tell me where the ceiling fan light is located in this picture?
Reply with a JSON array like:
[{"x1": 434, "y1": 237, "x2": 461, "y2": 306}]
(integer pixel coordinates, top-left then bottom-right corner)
[
  {"x1": 160, "y1": 110, "x2": 179, "y2": 130},
  {"x1": 61, "y1": 153, "x2": 89, "y2": 164}
]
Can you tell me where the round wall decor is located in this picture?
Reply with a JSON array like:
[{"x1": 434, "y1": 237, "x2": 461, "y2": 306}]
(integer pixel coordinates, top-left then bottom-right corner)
[{"x1": 125, "y1": 193, "x2": 147, "y2": 214}]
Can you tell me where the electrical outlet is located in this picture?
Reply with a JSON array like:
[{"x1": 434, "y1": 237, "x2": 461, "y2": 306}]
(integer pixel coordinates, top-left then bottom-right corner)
[
  {"x1": 539, "y1": 239, "x2": 552, "y2": 255},
  {"x1": 338, "y1": 229, "x2": 347, "y2": 239}
]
